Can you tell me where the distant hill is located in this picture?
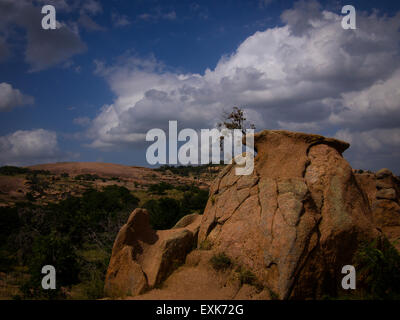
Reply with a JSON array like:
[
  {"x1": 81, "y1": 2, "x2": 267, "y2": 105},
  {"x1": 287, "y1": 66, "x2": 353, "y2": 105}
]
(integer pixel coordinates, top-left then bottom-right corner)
[
  {"x1": 0, "y1": 162, "x2": 221, "y2": 299},
  {"x1": 0, "y1": 162, "x2": 221, "y2": 207},
  {"x1": 27, "y1": 162, "x2": 202, "y2": 184}
]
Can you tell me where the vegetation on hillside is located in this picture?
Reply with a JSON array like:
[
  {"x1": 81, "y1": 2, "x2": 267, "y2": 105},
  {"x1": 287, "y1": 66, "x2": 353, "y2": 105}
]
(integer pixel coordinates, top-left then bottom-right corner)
[
  {"x1": 155, "y1": 163, "x2": 223, "y2": 177},
  {"x1": 353, "y1": 238, "x2": 400, "y2": 299},
  {"x1": 0, "y1": 166, "x2": 51, "y2": 176},
  {"x1": 74, "y1": 174, "x2": 102, "y2": 181},
  {"x1": 1, "y1": 185, "x2": 139, "y2": 299},
  {"x1": 0, "y1": 164, "x2": 212, "y2": 300},
  {"x1": 144, "y1": 183, "x2": 208, "y2": 229}
]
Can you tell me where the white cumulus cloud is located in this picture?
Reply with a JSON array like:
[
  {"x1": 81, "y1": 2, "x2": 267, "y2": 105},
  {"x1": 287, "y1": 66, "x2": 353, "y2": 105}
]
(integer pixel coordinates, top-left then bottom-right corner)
[
  {"x1": 0, "y1": 82, "x2": 34, "y2": 111},
  {"x1": 83, "y1": 1, "x2": 400, "y2": 171},
  {"x1": 0, "y1": 129, "x2": 63, "y2": 165}
]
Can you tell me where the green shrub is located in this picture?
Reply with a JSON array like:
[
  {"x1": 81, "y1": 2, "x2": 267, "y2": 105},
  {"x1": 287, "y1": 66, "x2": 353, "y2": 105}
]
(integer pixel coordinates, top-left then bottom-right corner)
[
  {"x1": 21, "y1": 234, "x2": 80, "y2": 299},
  {"x1": 25, "y1": 192, "x2": 35, "y2": 201},
  {"x1": 143, "y1": 184, "x2": 209, "y2": 230},
  {"x1": 155, "y1": 163, "x2": 223, "y2": 177},
  {"x1": 148, "y1": 182, "x2": 173, "y2": 195},
  {"x1": 30, "y1": 170, "x2": 51, "y2": 175},
  {"x1": 181, "y1": 188, "x2": 208, "y2": 213},
  {"x1": 0, "y1": 166, "x2": 50, "y2": 176},
  {"x1": 0, "y1": 206, "x2": 20, "y2": 244},
  {"x1": 81, "y1": 277, "x2": 105, "y2": 300},
  {"x1": 0, "y1": 166, "x2": 29, "y2": 175},
  {"x1": 2, "y1": 185, "x2": 139, "y2": 299},
  {"x1": 210, "y1": 253, "x2": 232, "y2": 271},
  {"x1": 199, "y1": 240, "x2": 212, "y2": 250},
  {"x1": 77, "y1": 255, "x2": 109, "y2": 300},
  {"x1": 211, "y1": 196, "x2": 216, "y2": 205},
  {"x1": 235, "y1": 266, "x2": 265, "y2": 292},
  {"x1": 74, "y1": 174, "x2": 101, "y2": 181},
  {"x1": 238, "y1": 268, "x2": 257, "y2": 286},
  {"x1": 353, "y1": 238, "x2": 400, "y2": 299},
  {"x1": 268, "y1": 288, "x2": 279, "y2": 300},
  {"x1": 144, "y1": 197, "x2": 183, "y2": 230}
]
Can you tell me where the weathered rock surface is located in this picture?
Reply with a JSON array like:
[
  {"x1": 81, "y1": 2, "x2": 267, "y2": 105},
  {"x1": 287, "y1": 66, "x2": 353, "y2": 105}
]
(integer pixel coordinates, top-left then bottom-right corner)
[
  {"x1": 376, "y1": 188, "x2": 397, "y2": 200},
  {"x1": 105, "y1": 129, "x2": 400, "y2": 300},
  {"x1": 104, "y1": 209, "x2": 201, "y2": 297},
  {"x1": 130, "y1": 248, "x2": 272, "y2": 300},
  {"x1": 198, "y1": 130, "x2": 380, "y2": 299},
  {"x1": 355, "y1": 168, "x2": 400, "y2": 251},
  {"x1": 173, "y1": 213, "x2": 200, "y2": 230}
]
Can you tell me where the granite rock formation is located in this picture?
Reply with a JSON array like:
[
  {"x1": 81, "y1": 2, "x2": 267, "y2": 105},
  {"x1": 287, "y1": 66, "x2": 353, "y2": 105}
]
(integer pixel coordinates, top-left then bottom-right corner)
[
  {"x1": 104, "y1": 208, "x2": 201, "y2": 297},
  {"x1": 104, "y1": 130, "x2": 397, "y2": 300}
]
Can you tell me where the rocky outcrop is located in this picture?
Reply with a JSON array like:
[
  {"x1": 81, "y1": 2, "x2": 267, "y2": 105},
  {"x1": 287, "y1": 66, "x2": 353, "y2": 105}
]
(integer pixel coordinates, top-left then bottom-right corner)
[
  {"x1": 198, "y1": 130, "x2": 380, "y2": 299},
  {"x1": 355, "y1": 168, "x2": 400, "y2": 251},
  {"x1": 105, "y1": 129, "x2": 399, "y2": 300},
  {"x1": 104, "y1": 209, "x2": 201, "y2": 297}
]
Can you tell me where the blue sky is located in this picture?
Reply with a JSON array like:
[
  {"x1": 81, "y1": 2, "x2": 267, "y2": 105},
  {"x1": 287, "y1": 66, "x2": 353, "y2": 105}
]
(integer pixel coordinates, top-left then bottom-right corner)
[{"x1": 1, "y1": 0, "x2": 400, "y2": 172}]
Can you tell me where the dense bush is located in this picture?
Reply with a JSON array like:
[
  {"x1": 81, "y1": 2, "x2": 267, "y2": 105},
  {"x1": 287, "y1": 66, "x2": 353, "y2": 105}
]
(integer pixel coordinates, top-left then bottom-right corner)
[
  {"x1": 148, "y1": 182, "x2": 173, "y2": 195},
  {"x1": 1, "y1": 179, "x2": 209, "y2": 299},
  {"x1": 144, "y1": 198, "x2": 183, "y2": 230},
  {"x1": 74, "y1": 174, "x2": 101, "y2": 181},
  {"x1": 0, "y1": 166, "x2": 51, "y2": 176},
  {"x1": 78, "y1": 253, "x2": 110, "y2": 299},
  {"x1": 31, "y1": 170, "x2": 51, "y2": 175},
  {"x1": 0, "y1": 166, "x2": 30, "y2": 175},
  {"x1": 155, "y1": 163, "x2": 223, "y2": 177},
  {"x1": 21, "y1": 234, "x2": 80, "y2": 299},
  {"x1": 181, "y1": 188, "x2": 208, "y2": 213},
  {"x1": 143, "y1": 184, "x2": 209, "y2": 230},
  {"x1": 1, "y1": 185, "x2": 139, "y2": 299},
  {"x1": 210, "y1": 253, "x2": 232, "y2": 271},
  {"x1": 26, "y1": 173, "x2": 50, "y2": 195},
  {"x1": 238, "y1": 268, "x2": 257, "y2": 286},
  {"x1": 354, "y1": 238, "x2": 400, "y2": 299},
  {"x1": 30, "y1": 185, "x2": 140, "y2": 246},
  {"x1": 0, "y1": 207, "x2": 20, "y2": 271},
  {"x1": 0, "y1": 206, "x2": 20, "y2": 244}
]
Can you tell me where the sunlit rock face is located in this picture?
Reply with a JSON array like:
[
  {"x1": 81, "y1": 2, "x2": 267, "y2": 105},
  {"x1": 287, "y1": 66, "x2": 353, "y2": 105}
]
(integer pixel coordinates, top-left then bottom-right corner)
[{"x1": 198, "y1": 130, "x2": 379, "y2": 299}]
